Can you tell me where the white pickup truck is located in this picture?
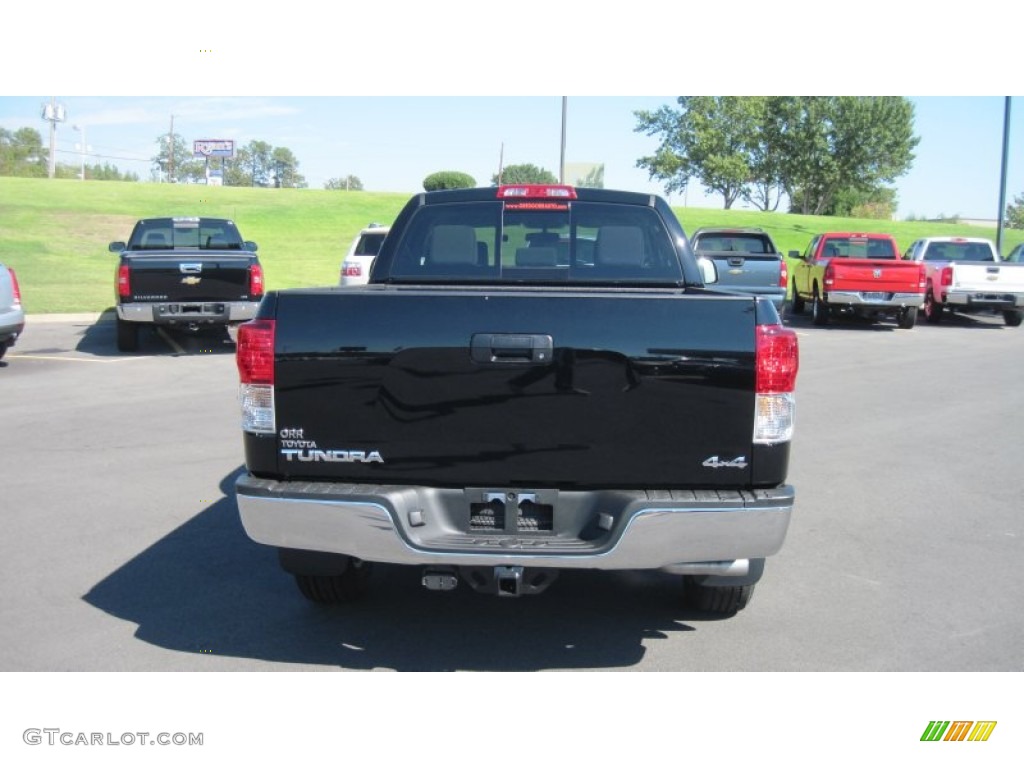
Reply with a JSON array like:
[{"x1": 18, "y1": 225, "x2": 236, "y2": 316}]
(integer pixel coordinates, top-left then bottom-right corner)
[{"x1": 904, "y1": 237, "x2": 1024, "y2": 327}]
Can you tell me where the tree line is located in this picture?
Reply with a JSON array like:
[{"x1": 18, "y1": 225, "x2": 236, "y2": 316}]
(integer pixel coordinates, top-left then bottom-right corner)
[
  {"x1": 153, "y1": 133, "x2": 305, "y2": 187},
  {"x1": 0, "y1": 127, "x2": 138, "y2": 181},
  {"x1": 634, "y1": 96, "x2": 920, "y2": 218}
]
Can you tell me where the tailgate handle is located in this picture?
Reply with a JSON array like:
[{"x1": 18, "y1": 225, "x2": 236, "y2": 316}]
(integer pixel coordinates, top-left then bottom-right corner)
[{"x1": 471, "y1": 333, "x2": 553, "y2": 364}]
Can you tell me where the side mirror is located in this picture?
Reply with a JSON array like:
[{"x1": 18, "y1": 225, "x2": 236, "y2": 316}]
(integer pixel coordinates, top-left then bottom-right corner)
[
  {"x1": 787, "y1": 250, "x2": 800, "y2": 259},
  {"x1": 109, "y1": 241, "x2": 126, "y2": 252},
  {"x1": 697, "y1": 256, "x2": 718, "y2": 285},
  {"x1": 244, "y1": 241, "x2": 258, "y2": 252}
]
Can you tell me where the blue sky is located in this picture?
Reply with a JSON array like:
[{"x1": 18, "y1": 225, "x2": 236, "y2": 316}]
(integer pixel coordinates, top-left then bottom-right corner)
[{"x1": 2, "y1": 94, "x2": 1019, "y2": 221}]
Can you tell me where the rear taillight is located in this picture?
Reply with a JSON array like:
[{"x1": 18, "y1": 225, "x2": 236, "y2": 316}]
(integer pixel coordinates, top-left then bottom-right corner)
[
  {"x1": 342, "y1": 262, "x2": 362, "y2": 278},
  {"x1": 754, "y1": 324, "x2": 799, "y2": 445},
  {"x1": 249, "y1": 263, "x2": 264, "y2": 298},
  {"x1": 918, "y1": 264, "x2": 927, "y2": 290},
  {"x1": 940, "y1": 266, "x2": 953, "y2": 287},
  {"x1": 823, "y1": 263, "x2": 835, "y2": 289},
  {"x1": 8, "y1": 268, "x2": 21, "y2": 306},
  {"x1": 237, "y1": 319, "x2": 275, "y2": 434},
  {"x1": 117, "y1": 264, "x2": 131, "y2": 298},
  {"x1": 778, "y1": 260, "x2": 788, "y2": 289}
]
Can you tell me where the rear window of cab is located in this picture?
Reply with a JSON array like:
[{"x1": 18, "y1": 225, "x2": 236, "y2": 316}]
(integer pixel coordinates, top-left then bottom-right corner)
[
  {"x1": 821, "y1": 237, "x2": 897, "y2": 259},
  {"x1": 385, "y1": 201, "x2": 683, "y2": 285}
]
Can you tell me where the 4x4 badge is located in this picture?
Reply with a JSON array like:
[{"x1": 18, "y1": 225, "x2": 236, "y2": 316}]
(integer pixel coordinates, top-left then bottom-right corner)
[{"x1": 702, "y1": 455, "x2": 748, "y2": 469}]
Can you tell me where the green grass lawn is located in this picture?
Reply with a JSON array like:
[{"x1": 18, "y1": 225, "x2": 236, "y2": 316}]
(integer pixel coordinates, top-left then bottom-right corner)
[{"x1": 2, "y1": 176, "x2": 1021, "y2": 314}]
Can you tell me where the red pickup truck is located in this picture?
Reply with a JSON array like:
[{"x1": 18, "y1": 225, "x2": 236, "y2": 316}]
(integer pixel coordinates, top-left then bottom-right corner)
[{"x1": 789, "y1": 232, "x2": 925, "y2": 328}]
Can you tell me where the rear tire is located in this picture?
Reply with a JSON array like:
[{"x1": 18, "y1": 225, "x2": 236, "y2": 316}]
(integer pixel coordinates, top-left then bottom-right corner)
[
  {"x1": 116, "y1": 318, "x2": 139, "y2": 352},
  {"x1": 0, "y1": 342, "x2": 8, "y2": 361},
  {"x1": 294, "y1": 560, "x2": 372, "y2": 604},
  {"x1": 791, "y1": 291, "x2": 805, "y2": 314},
  {"x1": 811, "y1": 289, "x2": 829, "y2": 326},
  {"x1": 898, "y1": 306, "x2": 918, "y2": 329},
  {"x1": 1003, "y1": 310, "x2": 1023, "y2": 327},
  {"x1": 683, "y1": 579, "x2": 755, "y2": 616},
  {"x1": 923, "y1": 290, "x2": 943, "y2": 324}
]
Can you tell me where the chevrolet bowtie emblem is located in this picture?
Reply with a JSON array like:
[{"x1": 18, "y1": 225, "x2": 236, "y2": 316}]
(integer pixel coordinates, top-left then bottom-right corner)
[{"x1": 181, "y1": 276, "x2": 202, "y2": 286}]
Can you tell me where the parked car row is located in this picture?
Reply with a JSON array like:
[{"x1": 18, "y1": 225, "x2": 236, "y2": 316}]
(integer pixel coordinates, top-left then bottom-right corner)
[
  {"x1": 336, "y1": 222, "x2": 1024, "y2": 330},
  {"x1": 5, "y1": 214, "x2": 1023, "y2": 367},
  {"x1": 690, "y1": 229, "x2": 1024, "y2": 330}
]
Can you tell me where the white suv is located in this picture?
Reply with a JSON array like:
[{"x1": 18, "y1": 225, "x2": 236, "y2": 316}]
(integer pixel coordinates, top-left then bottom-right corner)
[{"x1": 339, "y1": 224, "x2": 390, "y2": 286}]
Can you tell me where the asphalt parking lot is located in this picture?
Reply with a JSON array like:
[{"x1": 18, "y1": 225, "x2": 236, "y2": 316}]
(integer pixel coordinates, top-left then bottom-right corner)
[{"x1": 1, "y1": 309, "x2": 1022, "y2": 672}]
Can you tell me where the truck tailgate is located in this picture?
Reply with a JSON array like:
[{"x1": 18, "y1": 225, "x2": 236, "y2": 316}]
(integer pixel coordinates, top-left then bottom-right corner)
[
  {"x1": 708, "y1": 253, "x2": 781, "y2": 291},
  {"x1": 127, "y1": 253, "x2": 252, "y2": 302},
  {"x1": 832, "y1": 260, "x2": 921, "y2": 292},
  {"x1": 951, "y1": 263, "x2": 1024, "y2": 292},
  {"x1": 267, "y1": 287, "x2": 760, "y2": 490}
]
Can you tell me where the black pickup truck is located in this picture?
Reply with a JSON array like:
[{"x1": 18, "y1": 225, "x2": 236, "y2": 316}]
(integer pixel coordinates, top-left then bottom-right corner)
[
  {"x1": 234, "y1": 185, "x2": 799, "y2": 615},
  {"x1": 109, "y1": 217, "x2": 264, "y2": 351}
]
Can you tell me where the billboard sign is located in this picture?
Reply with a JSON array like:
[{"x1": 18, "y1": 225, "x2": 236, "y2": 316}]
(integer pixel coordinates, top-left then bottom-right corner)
[{"x1": 193, "y1": 139, "x2": 235, "y2": 158}]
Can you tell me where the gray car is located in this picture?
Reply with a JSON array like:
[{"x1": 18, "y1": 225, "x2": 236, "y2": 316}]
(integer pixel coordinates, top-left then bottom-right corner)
[{"x1": 0, "y1": 262, "x2": 25, "y2": 361}]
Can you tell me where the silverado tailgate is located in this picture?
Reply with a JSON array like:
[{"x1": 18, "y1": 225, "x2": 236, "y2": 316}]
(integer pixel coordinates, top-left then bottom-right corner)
[
  {"x1": 266, "y1": 287, "x2": 760, "y2": 490},
  {"x1": 950, "y1": 262, "x2": 1024, "y2": 292},
  {"x1": 127, "y1": 252, "x2": 252, "y2": 302},
  {"x1": 706, "y1": 252, "x2": 782, "y2": 291}
]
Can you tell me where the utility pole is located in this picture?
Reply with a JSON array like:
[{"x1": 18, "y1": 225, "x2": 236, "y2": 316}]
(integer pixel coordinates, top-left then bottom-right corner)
[{"x1": 42, "y1": 97, "x2": 66, "y2": 179}]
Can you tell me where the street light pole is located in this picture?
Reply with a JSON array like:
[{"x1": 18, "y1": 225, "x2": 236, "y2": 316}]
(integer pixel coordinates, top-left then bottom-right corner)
[
  {"x1": 996, "y1": 97, "x2": 1011, "y2": 254},
  {"x1": 559, "y1": 97, "x2": 567, "y2": 184}
]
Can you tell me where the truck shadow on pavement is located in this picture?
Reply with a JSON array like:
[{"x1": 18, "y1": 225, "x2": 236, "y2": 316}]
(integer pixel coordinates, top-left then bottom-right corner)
[
  {"x1": 76, "y1": 309, "x2": 237, "y2": 357},
  {"x1": 83, "y1": 468, "x2": 724, "y2": 671}
]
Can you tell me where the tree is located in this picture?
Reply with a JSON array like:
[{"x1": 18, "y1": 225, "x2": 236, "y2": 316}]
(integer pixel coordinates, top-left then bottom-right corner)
[
  {"x1": 222, "y1": 141, "x2": 272, "y2": 187},
  {"x1": 635, "y1": 96, "x2": 919, "y2": 215},
  {"x1": 635, "y1": 97, "x2": 763, "y2": 209},
  {"x1": 0, "y1": 127, "x2": 48, "y2": 177},
  {"x1": 269, "y1": 146, "x2": 304, "y2": 188},
  {"x1": 780, "y1": 97, "x2": 919, "y2": 215},
  {"x1": 152, "y1": 132, "x2": 203, "y2": 183},
  {"x1": 325, "y1": 175, "x2": 364, "y2": 191},
  {"x1": 1006, "y1": 193, "x2": 1024, "y2": 229},
  {"x1": 742, "y1": 97, "x2": 788, "y2": 212},
  {"x1": 827, "y1": 185, "x2": 898, "y2": 219},
  {"x1": 491, "y1": 163, "x2": 557, "y2": 185},
  {"x1": 423, "y1": 171, "x2": 476, "y2": 191}
]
